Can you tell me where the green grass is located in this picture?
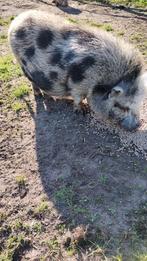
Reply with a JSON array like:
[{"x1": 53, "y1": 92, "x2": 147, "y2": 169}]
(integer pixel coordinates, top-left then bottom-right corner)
[
  {"x1": 113, "y1": 255, "x2": 123, "y2": 261},
  {"x1": 7, "y1": 234, "x2": 29, "y2": 251},
  {"x1": 99, "y1": 174, "x2": 108, "y2": 184},
  {"x1": 92, "y1": 0, "x2": 147, "y2": 8},
  {"x1": 15, "y1": 175, "x2": 26, "y2": 186},
  {"x1": 0, "y1": 234, "x2": 30, "y2": 261},
  {"x1": 1, "y1": 82, "x2": 30, "y2": 112},
  {"x1": 140, "y1": 41, "x2": 147, "y2": 57},
  {"x1": 0, "y1": 55, "x2": 22, "y2": 82},
  {"x1": 44, "y1": 237, "x2": 60, "y2": 256},
  {"x1": 0, "y1": 212, "x2": 7, "y2": 223},
  {"x1": 84, "y1": 0, "x2": 147, "y2": 8},
  {"x1": 0, "y1": 54, "x2": 31, "y2": 114},
  {"x1": 34, "y1": 201, "x2": 49, "y2": 217},
  {"x1": 0, "y1": 253, "x2": 10, "y2": 261},
  {"x1": 88, "y1": 21, "x2": 114, "y2": 31},
  {"x1": 0, "y1": 16, "x2": 15, "y2": 26},
  {"x1": 67, "y1": 18, "x2": 115, "y2": 33},
  {"x1": 66, "y1": 247, "x2": 76, "y2": 256},
  {"x1": 67, "y1": 18, "x2": 79, "y2": 24},
  {"x1": 11, "y1": 219, "x2": 24, "y2": 231},
  {"x1": 1, "y1": 81, "x2": 30, "y2": 113},
  {"x1": 107, "y1": 0, "x2": 147, "y2": 8},
  {"x1": 103, "y1": 24, "x2": 114, "y2": 32},
  {"x1": 32, "y1": 222, "x2": 43, "y2": 233},
  {"x1": 116, "y1": 31, "x2": 125, "y2": 37},
  {"x1": 142, "y1": 50, "x2": 147, "y2": 56},
  {"x1": 54, "y1": 187, "x2": 75, "y2": 207},
  {"x1": 142, "y1": 41, "x2": 147, "y2": 49},
  {"x1": 73, "y1": 207, "x2": 89, "y2": 215},
  {"x1": 41, "y1": 237, "x2": 60, "y2": 258},
  {"x1": 0, "y1": 34, "x2": 7, "y2": 44},
  {"x1": 11, "y1": 102, "x2": 24, "y2": 112},
  {"x1": 11, "y1": 220, "x2": 30, "y2": 234},
  {"x1": 131, "y1": 201, "x2": 147, "y2": 239},
  {"x1": 11, "y1": 84, "x2": 30, "y2": 99},
  {"x1": 88, "y1": 22, "x2": 103, "y2": 28},
  {"x1": 67, "y1": 18, "x2": 114, "y2": 32},
  {"x1": 11, "y1": 219, "x2": 42, "y2": 234},
  {"x1": 56, "y1": 223, "x2": 66, "y2": 234},
  {"x1": 134, "y1": 253, "x2": 147, "y2": 261},
  {"x1": 131, "y1": 33, "x2": 143, "y2": 42}
]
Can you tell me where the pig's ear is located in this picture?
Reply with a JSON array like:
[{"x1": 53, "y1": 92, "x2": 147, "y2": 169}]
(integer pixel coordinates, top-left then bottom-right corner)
[{"x1": 109, "y1": 86, "x2": 124, "y2": 98}]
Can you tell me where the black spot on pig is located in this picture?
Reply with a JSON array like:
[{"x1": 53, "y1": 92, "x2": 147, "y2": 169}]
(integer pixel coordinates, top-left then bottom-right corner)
[
  {"x1": 16, "y1": 28, "x2": 26, "y2": 39},
  {"x1": 50, "y1": 48, "x2": 62, "y2": 65},
  {"x1": 49, "y1": 71, "x2": 58, "y2": 81},
  {"x1": 68, "y1": 63, "x2": 84, "y2": 83},
  {"x1": 50, "y1": 48, "x2": 64, "y2": 69},
  {"x1": 37, "y1": 29, "x2": 54, "y2": 49},
  {"x1": 64, "y1": 51, "x2": 76, "y2": 62},
  {"x1": 93, "y1": 83, "x2": 113, "y2": 95},
  {"x1": 25, "y1": 46, "x2": 35, "y2": 58},
  {"x1": 31, "y1": 71, "x2": 53, "y2": 90},
  {"x1": 68, "y1": 56, "x2": 96, "y2": 83},
  {"x1": 81, "y1": 56, "x2": 96, "y2": 69}
]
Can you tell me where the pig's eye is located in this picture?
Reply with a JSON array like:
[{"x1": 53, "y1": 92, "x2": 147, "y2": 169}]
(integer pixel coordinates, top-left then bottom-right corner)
[{"x1": 114, "y1": 102, "x2": 129, "y2": 112}]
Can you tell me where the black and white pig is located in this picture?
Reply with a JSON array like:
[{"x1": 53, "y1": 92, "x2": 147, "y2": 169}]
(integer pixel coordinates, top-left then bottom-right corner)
[{"x1": 8, "y1": 10, "x2": 147, "y2": 131}]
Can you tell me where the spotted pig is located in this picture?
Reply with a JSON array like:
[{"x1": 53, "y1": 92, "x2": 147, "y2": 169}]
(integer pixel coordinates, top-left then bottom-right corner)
[{"x1": 8, "y1": 10, "x2": 147, "y2": 131}]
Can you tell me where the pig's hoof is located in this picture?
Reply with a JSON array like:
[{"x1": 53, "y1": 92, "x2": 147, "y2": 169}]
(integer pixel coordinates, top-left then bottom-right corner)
[
  {"x1": 74, "y1": 103, "x2": 90, "y2": 116},
  {"x1": 34, "y1": 90, "x2": 42, "y2": 98}
]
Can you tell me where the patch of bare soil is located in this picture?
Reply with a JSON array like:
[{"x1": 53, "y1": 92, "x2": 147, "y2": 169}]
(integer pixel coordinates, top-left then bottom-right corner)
[{"x1": 0, "y1": 0, "x2": 147, "y2": 260}]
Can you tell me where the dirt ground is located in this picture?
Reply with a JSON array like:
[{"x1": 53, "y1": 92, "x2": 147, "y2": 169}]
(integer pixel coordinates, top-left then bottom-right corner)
[{"x1": 0, "y1": 0, "x2": 147, "y2": 260}]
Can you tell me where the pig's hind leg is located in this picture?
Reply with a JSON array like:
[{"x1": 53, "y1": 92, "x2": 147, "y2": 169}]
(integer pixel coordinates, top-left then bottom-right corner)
[{"x1": 32, "y1": 83, "x2": 42, "y2": 97}]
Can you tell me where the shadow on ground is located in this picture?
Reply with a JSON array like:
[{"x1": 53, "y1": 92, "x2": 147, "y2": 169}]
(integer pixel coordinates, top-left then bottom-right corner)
[
  {"x1": 79, "y1": 1, "x2": 147, "y2": 21},
  {"x1": 35, "y1": 0, "x2": 82, "y2": 14},
  {"x1": 31, "y1": 95, "x2": 147, "y2": 253},
  {"x1": 35, "y1": 0, "x2": 146, "y2": 19},
  {"x1": 105, "y1": 2, "x2": 147, "y2": 18},
  {"x1": 58, "y1": 5, "x2": 82, "y2": 14}
]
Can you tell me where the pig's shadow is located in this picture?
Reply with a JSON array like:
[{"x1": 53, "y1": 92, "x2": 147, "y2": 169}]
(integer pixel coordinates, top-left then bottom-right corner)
[
  {"x1": 34, "y1": 95, "x2": 147, "y2": 236},
  {"x1": 58, "y1": 5, "x2": 82, "y2": 15},
  {"x1": 37, "y1": 0, "x2": 82, "y2": 14}
]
